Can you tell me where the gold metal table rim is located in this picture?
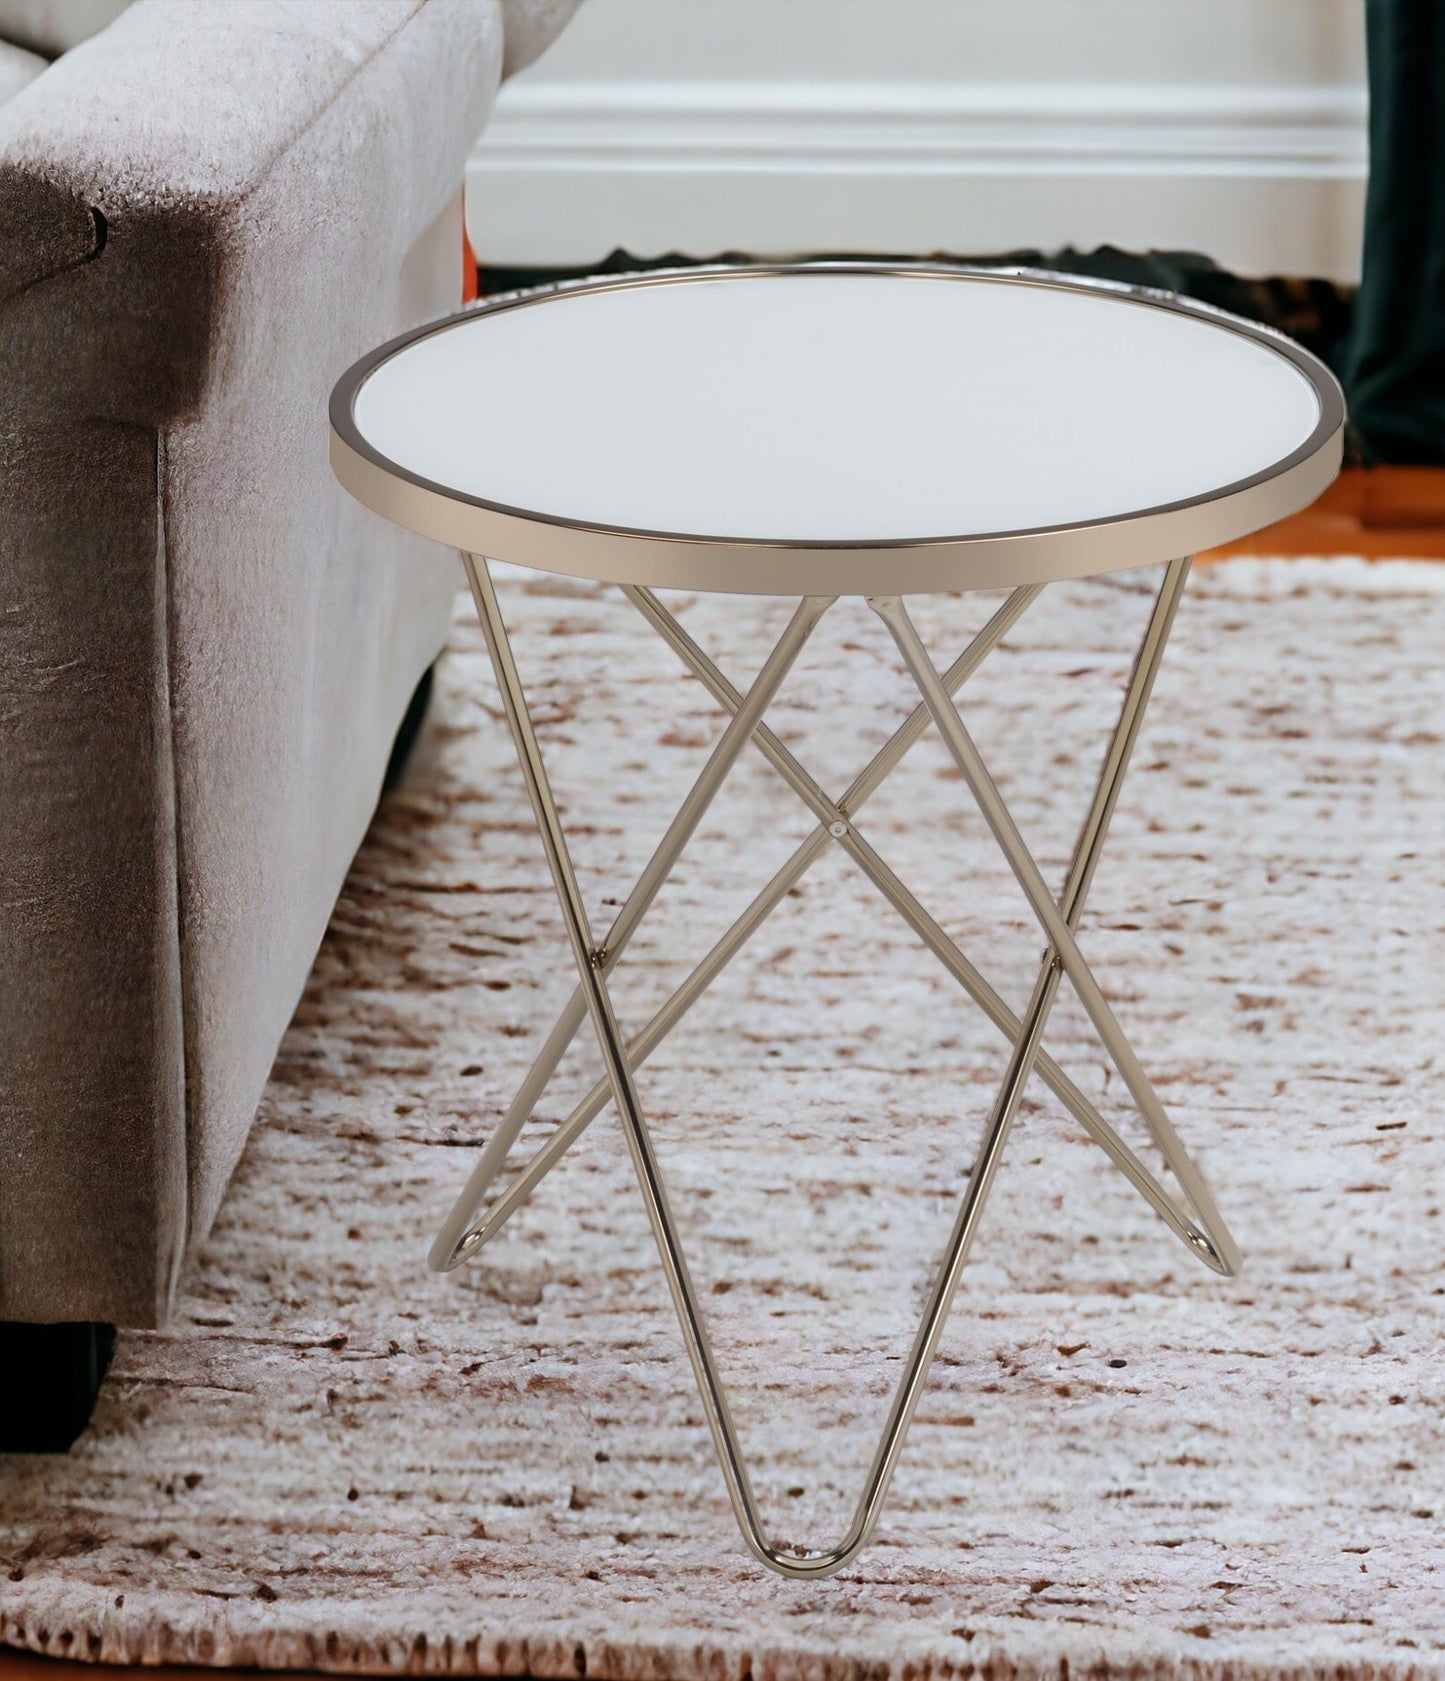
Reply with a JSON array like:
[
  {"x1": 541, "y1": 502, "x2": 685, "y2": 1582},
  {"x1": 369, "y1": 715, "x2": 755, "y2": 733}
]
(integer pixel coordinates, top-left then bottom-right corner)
[{"x1": 329, "y1": 260, "x2": 1345, "y2": 597}]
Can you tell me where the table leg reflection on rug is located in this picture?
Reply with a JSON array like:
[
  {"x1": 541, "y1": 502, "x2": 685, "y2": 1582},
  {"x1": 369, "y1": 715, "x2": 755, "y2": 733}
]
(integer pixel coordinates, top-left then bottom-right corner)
[{"x1": 434, "y1": 551, "x2": 1241, "y2": 1579}]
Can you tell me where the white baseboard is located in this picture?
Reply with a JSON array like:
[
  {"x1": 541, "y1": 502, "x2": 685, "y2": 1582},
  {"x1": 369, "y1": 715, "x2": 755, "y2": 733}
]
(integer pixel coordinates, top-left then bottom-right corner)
[{"x1": 466, "y1": 79, "x2": 1367, "y2": 280}]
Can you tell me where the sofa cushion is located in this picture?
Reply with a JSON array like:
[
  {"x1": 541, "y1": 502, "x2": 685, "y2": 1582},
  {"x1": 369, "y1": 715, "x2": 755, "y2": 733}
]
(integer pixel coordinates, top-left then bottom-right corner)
[
  {"x1": 0, "y1": 0, "x2": 576, "y2": 74},
  {"x1": 0, "y1": 0, "x2": 129, "y2": 58},
  {"x1": 500, "y1": 0, "x2": 579, "y2": 75},
  {"x1": 0, "y1": 35, "x2": 42, "y2": 101}
]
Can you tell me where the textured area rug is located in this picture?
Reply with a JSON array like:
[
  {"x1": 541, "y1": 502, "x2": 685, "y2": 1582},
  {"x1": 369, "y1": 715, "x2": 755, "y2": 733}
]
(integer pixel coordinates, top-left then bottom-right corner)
[{"x1": 3, "y1": 561, "x2": 1445, "y2": 1679}]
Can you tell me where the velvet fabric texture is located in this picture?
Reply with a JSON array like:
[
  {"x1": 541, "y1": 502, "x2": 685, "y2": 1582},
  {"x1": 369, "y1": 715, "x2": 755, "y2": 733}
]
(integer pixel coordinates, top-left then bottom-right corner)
[
  {"x1": 1338, "y1": 0, "x2": 1445, "y2": 464},
  {"x1": 0, "y1": 0, "x2": 579, "y2": 1327}
]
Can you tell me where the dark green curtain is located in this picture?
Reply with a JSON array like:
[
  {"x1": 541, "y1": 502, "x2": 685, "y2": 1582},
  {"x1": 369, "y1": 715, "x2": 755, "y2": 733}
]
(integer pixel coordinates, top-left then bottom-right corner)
[{"x1": 1340, "y1": 0, "x2": 1445, "y2": 464}]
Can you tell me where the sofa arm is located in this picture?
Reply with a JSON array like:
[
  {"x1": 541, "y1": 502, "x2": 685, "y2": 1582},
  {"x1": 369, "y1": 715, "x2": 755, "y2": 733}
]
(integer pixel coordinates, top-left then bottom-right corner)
[
  {"x1": 0, "y1": 0, "x2": 527, "y2": 1326},
  {"x1": 0, "y1": 0, "x2": 507, "y2": 424}
]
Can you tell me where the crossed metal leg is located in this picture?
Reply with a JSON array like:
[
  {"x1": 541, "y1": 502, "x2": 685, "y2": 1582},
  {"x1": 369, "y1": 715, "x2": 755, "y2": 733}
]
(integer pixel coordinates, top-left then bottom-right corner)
[{"x1": 438, "y1": 552, "x2": 1240, "y2": 1578}]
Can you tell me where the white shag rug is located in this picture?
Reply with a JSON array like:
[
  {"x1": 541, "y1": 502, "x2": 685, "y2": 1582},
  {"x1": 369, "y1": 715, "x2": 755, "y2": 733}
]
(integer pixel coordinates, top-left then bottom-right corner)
[{"x1": 3, "y1": 560, "x2": 1445, "y2": 1680}]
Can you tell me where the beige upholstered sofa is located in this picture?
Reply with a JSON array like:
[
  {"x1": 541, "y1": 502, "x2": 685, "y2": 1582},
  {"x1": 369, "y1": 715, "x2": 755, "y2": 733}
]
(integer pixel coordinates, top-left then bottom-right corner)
[{"x1": 0, "y1": 0, "x2": 578, "y2": 1440}]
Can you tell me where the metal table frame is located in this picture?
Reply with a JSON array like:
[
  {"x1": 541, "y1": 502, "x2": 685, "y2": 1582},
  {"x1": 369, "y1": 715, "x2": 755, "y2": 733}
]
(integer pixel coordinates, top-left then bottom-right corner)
[
  {"x1": 328, "y1": 262, "x2": 1345, "y2": 1578},
  {"x1": 431, "y1": 551, "x2": 1238, "y2": 1579}
]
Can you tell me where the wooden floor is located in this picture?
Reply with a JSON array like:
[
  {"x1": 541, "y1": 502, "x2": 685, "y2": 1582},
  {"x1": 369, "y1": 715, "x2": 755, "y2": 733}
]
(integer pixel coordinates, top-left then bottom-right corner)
[
  {"x1": 0, "y1": 1656, "x2": 322, "y2": 1681},
  {"x1": 1199, "y1": 464, "x2": 1445, "y2": 561}
]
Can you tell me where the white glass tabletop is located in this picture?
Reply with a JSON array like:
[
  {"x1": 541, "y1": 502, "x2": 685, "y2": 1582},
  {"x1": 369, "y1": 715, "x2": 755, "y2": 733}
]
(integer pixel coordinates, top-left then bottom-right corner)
[{"x1": 331, "y1": 266, "x2": 1344, "y2": 595}]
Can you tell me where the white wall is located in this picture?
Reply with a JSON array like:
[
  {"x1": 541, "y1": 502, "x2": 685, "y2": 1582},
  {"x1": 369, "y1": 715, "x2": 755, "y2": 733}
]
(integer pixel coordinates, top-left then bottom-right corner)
[{"x1": 468, "y1": 0, "x2": 1367, "y2": 280}]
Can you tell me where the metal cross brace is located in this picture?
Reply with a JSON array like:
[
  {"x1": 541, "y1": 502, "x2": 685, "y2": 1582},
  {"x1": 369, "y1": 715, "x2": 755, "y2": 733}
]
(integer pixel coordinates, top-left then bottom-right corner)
[{"x1": 435, "y1": 552, "x2": 1240, "y2": 1577}]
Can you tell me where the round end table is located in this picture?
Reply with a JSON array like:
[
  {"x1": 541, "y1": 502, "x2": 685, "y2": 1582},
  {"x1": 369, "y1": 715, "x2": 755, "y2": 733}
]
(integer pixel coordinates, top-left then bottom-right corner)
[{"x1": 330, "y1": 264, "x2": 1344, "y2": 1578}]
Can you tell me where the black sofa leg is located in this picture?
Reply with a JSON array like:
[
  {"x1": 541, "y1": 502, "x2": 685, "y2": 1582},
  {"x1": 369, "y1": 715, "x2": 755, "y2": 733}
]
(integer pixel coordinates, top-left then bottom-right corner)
[
  {"x1": 0, "y1": 1321, "x2": 116, "y2": 1452},
  {"x1": 382, "y1": 662, "x2": 435, "y2": 793}
]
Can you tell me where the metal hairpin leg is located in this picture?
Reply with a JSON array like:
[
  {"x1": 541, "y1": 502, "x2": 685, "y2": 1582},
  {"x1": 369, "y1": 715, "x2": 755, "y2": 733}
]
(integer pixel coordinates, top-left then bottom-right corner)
[
  {"x1": 429, "y1": 584, "x2": 835, "y2": 1272},
  {"x1": 870, "y1": 562, "x2": 1240, "y2": 1279},
  {"x1": 450, "y1": 552, "x2": 1240, "y2": 1578},
  {"x1": 434, "y1": 579, "x2": 1039, "y2": 1267},
  {"x1": 436, "y1": 576, "x2": 1231, "y2": 1275}
]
